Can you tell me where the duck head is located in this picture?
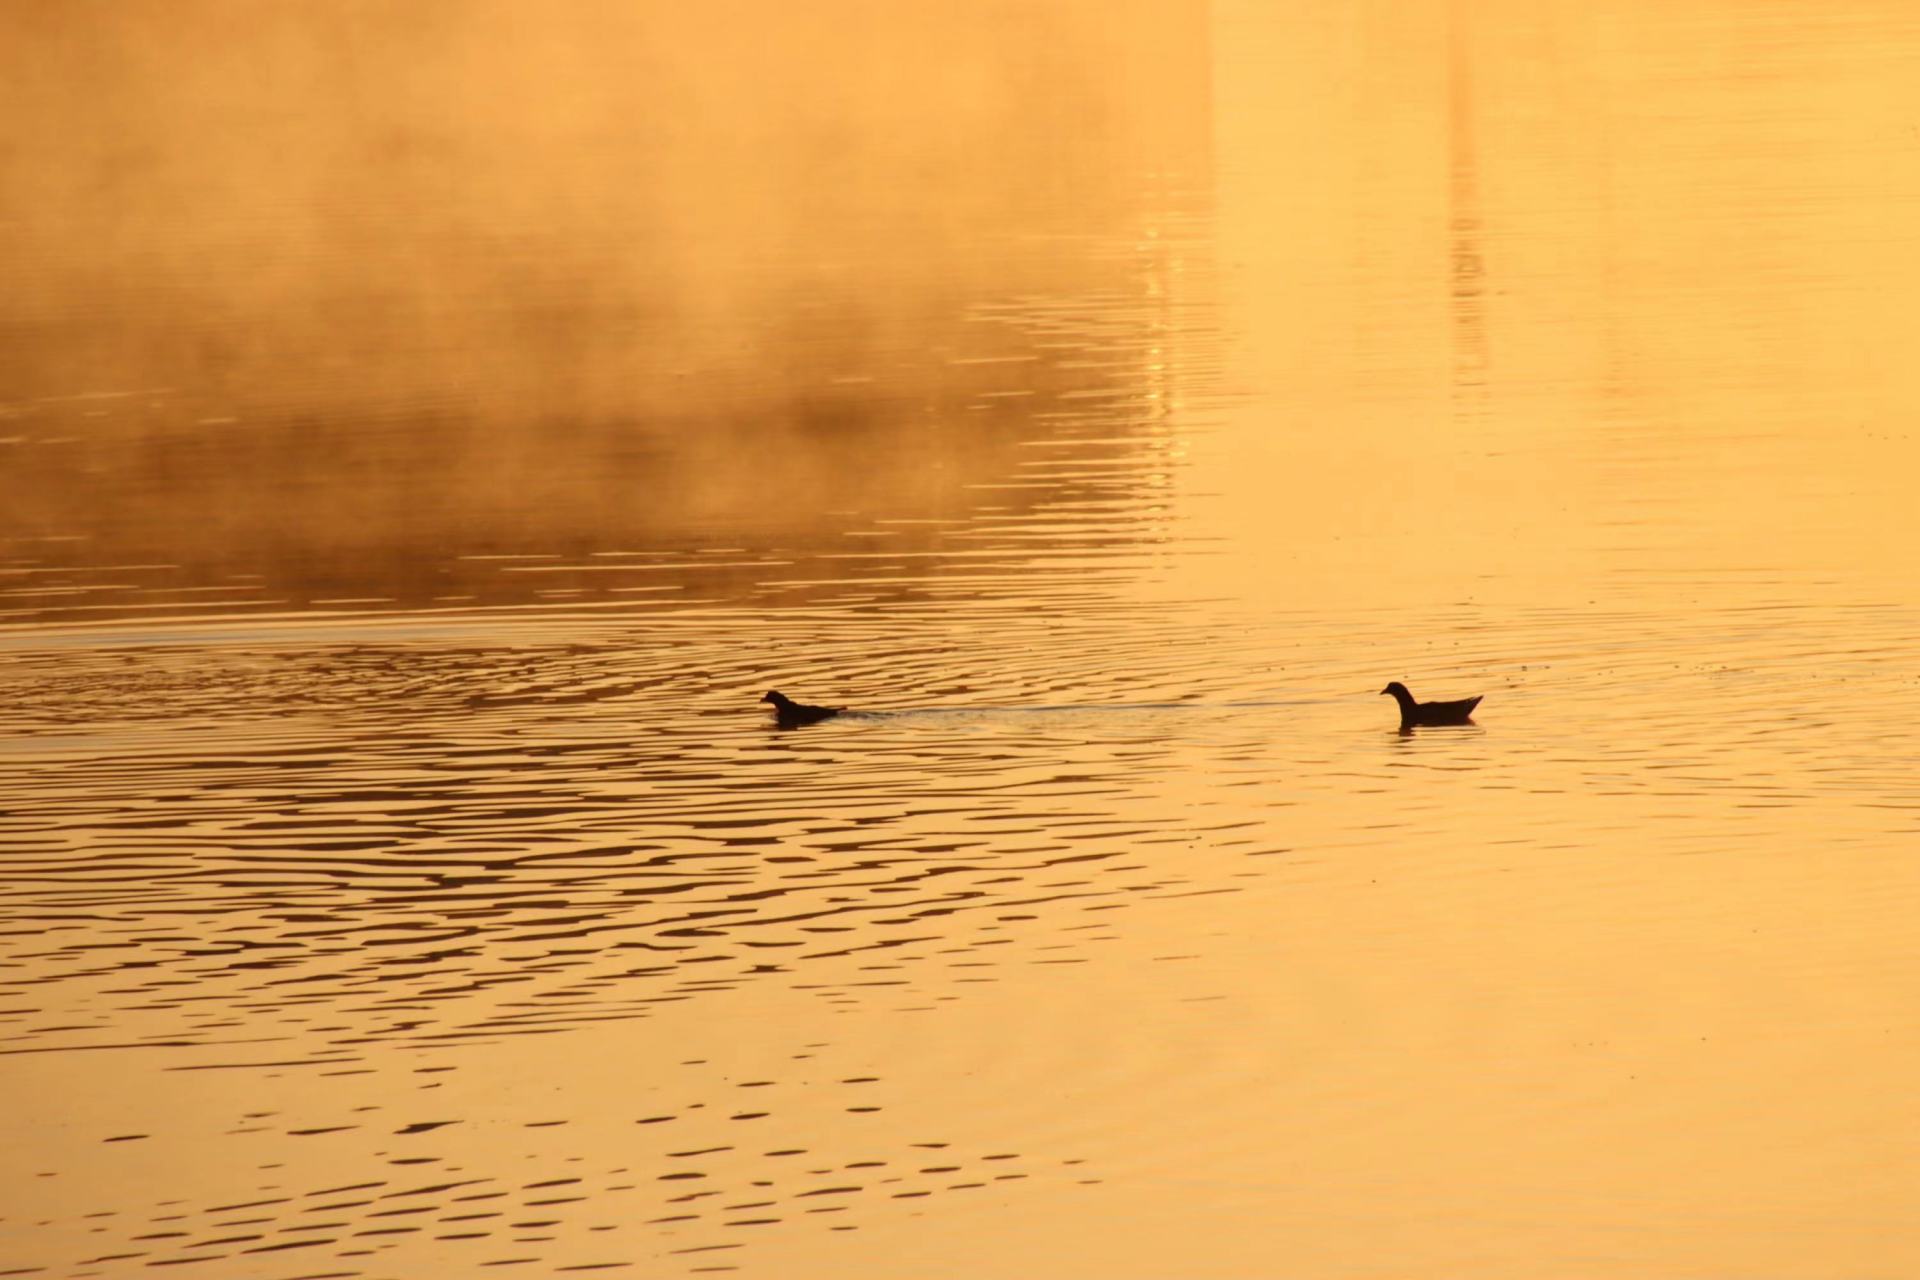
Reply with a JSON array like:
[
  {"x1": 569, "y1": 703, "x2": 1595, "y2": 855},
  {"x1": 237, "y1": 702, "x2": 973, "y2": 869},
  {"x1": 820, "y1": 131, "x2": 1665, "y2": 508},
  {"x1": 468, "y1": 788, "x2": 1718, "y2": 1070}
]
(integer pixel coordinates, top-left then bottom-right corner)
[
  {"x1": 1379, "y1": 681, "x2": 1414, "y2": 704},
  {"x1": 761, "y1": 690, "x2": 791, "y2": 708}
]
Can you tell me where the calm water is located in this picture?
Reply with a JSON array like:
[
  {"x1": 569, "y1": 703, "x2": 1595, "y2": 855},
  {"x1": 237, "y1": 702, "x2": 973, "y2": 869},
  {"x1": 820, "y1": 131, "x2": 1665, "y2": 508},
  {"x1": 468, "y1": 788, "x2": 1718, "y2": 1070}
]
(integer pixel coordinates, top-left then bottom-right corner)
[{"x1": 6, "y1": 3, "x2": 1920, "y2": 1277}]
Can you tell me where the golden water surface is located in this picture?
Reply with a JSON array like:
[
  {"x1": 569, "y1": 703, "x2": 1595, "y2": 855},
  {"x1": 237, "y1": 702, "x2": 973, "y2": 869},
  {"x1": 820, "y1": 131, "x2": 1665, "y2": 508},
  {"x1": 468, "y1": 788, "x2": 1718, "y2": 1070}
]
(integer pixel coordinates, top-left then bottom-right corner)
[{"x1": 4, "y1": 2, "x2": 1919, "y2": 1276}]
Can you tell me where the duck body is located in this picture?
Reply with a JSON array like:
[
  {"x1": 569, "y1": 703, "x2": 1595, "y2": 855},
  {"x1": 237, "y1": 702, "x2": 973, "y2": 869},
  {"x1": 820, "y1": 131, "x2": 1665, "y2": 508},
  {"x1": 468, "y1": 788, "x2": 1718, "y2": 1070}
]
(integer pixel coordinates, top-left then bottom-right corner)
[
  {"x1": 762, "y1": 689, "x2": 843, "y2": 728},
  {"x1": 1380, "y1": 681, "x2": 1482, "y2": 728}
]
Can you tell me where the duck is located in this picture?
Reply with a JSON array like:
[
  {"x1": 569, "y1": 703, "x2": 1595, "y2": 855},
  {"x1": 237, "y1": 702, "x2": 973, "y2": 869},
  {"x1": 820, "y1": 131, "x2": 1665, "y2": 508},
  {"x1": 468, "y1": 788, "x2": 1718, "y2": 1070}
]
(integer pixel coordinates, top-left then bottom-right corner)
[
  {"x1": 1379, "y1": 681, "x2": 1482, "y2": 728},
  {"x1": 761, "y1": 689, "x2": 843, "y2": 728}
]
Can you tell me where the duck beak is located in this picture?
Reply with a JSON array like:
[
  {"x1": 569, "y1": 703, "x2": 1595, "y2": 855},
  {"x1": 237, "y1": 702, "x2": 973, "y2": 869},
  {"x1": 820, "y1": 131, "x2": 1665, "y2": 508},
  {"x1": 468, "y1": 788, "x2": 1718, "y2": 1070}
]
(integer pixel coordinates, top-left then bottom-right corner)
[{"x1": 1377, "y1": 686, "x2": 1390, "y2": 695}]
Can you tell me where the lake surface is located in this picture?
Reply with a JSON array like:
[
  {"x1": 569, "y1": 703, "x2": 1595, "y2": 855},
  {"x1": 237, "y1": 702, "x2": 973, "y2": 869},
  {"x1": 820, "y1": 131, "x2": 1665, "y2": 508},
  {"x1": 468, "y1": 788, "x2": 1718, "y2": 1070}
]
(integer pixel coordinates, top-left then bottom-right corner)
[{"x1": 5, "y1": 2, "x2": 1920, "y2": 1276}]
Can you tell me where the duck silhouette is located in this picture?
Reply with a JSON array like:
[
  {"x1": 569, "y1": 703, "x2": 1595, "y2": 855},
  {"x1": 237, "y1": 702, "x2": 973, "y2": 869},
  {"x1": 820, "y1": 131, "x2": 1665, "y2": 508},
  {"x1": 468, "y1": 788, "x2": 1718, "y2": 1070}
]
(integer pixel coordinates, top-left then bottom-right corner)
[
  {"x1": 1380, "y1": 681, "x2": 1482, "y2": 729},
  {"x1": 761, "y1": 689, "x2": 843, "y2": 728}
]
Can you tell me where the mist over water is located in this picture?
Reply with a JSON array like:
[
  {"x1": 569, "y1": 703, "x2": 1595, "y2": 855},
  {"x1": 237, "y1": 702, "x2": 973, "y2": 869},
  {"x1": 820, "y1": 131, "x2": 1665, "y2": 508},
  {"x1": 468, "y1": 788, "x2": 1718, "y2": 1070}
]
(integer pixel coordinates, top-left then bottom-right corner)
[
  {"x1": 6, "y1": 3, "x2": 1920, "y2": 1278},
  {"x1": 1, "y1": 0, "x2": 1209, "y2": 621}
]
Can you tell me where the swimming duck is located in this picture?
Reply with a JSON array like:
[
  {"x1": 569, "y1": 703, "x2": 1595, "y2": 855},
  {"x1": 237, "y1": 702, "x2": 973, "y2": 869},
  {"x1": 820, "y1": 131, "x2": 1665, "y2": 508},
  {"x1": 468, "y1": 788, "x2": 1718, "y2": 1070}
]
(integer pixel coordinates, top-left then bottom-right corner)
[
  {"x1": 761, "y1": 689, "x2": 842, "y2": 728},
  {"x1": 1380, "y1": 681, "x2": 1482, "y2": 728}
]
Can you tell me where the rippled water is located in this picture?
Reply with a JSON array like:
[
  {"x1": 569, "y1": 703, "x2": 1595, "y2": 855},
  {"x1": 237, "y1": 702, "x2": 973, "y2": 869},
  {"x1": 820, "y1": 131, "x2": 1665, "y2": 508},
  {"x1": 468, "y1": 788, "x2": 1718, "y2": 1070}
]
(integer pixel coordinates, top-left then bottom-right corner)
[{"x1": 7, "y1": 3, "x2": 1920, "y2": 1277}]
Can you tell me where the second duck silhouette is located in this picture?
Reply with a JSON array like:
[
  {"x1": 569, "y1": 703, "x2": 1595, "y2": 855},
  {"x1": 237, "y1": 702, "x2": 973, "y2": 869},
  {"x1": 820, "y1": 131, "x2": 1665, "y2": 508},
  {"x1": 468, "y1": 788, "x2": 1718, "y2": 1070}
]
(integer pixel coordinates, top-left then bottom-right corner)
[
  {"x1": 1380, "y1": 681, "x2": 1482, "y2": 729},
  {"x1": 762, "y1": 689, "x2": 843, "y2": 729}
]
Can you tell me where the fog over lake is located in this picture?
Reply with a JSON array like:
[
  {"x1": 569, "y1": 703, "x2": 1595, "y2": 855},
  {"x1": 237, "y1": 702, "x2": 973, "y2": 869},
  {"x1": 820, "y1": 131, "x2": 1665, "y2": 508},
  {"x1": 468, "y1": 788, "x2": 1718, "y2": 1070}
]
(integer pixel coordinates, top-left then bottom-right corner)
[{"x1": 4, "y1": 3, "x2": 1919, "y2": 1276}]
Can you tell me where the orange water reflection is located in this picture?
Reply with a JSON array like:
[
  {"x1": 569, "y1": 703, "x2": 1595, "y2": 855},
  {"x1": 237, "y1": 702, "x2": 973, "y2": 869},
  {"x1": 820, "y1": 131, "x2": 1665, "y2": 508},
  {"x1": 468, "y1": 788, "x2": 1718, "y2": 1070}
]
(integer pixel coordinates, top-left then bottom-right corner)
[{"x1": 5, "y1": 3, "x2": 1920, "y2": 1278}]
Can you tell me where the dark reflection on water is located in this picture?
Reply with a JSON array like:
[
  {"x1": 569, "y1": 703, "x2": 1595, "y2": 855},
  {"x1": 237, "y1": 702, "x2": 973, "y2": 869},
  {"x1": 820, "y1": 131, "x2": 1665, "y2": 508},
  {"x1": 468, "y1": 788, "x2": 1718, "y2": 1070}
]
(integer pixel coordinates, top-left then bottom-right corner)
[
  {"x1": 0, "y1": 268, "x2": 1218, "y2": 625},
  {"x1": 0, "y1": 602, "x2": 1267, "y2": 1273},
  {"x1": 0, "y1": 0, "x2": 1215, "y2": 629},
  {"x1": 44, "y1": 1089, "x2": 1058, "y2": 1275},
  {"x1": 1, "y1": 606, "x2": 1237, "y2": 1062},
  {"x1": 0, "y1": 5, "x2": 1223, "y2": 1269}
]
